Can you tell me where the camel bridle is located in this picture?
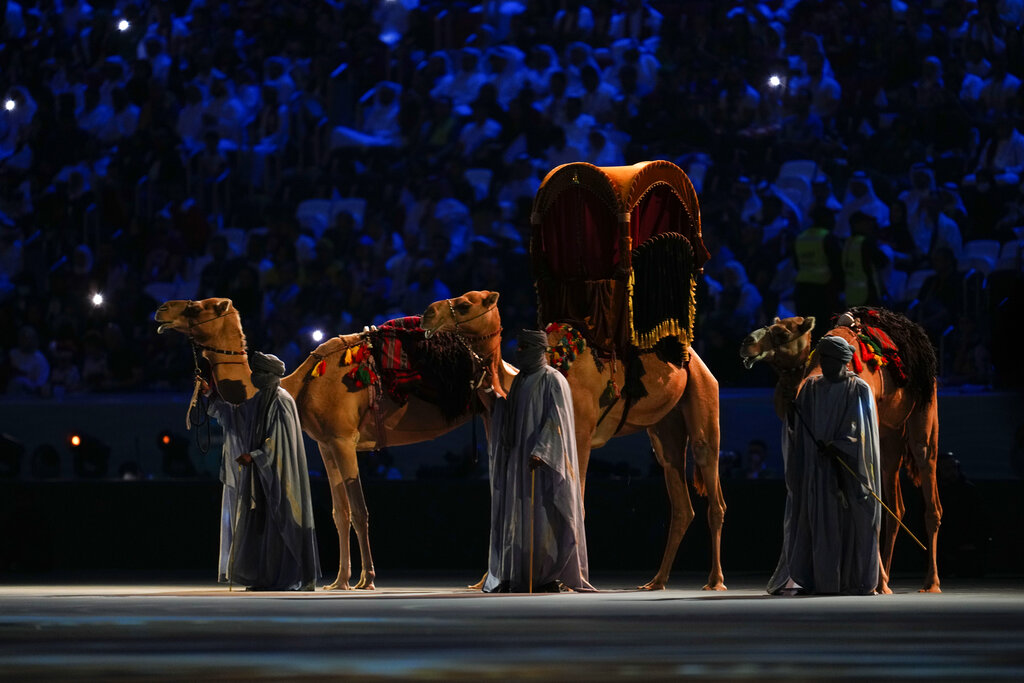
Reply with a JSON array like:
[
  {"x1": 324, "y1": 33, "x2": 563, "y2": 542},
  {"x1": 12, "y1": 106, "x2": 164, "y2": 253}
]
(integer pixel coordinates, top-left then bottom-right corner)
[
  {"x1": 751, "y1": 323, "x2": 809, "y2": 376},
  {"x1": 184, "y1": 302, "x2": 248, "y2": 362},
  {"x1": 439, "y1": 299, "x2": 504, "y2": 391},
  {"x1": 444, "y1": 299, "x2": 503, "y2": 357},
  {"x1": 168, "y1": 302, "x2": 250, "y2": 454},
  {"x1": 445, "y1": 299, "x2": 501, "y2": 339}
]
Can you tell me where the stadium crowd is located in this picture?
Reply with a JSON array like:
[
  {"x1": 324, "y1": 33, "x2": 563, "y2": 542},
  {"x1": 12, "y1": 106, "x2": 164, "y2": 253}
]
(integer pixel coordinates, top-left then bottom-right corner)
[{"x1": 1, "y1": 0, "x2": 1022, "y2": 399}]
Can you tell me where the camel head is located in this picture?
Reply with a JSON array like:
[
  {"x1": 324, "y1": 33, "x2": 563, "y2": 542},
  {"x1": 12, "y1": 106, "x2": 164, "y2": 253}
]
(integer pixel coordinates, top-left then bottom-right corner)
[
  {"x1": 739, "y1": 316, "x2": 815, "y2": 371},
  {"x1": 154, "y1": 298, "x2": 246, "y2": 353},
  {"x1": 421, "y1": 290, "x2": 501, "y2": 340}
]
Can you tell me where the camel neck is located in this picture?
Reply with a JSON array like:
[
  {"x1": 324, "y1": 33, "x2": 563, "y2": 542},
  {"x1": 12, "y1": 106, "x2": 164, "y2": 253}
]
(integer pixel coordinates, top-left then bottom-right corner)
[
  {"x1": 200, "y1": 327, "x2": 254, "y2": 403},
  {"x1": 473, "y1": 334, "x2": 509, "y2": 398},
  {"x1": 773, "y1": 361, "x2": 807, "y2": 419}
]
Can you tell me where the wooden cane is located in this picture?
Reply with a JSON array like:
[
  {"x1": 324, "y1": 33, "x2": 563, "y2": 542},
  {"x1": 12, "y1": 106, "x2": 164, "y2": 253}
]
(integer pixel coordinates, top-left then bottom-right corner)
[{"x1": 529, "y1": 466, "x2": 535, "y2": 594}]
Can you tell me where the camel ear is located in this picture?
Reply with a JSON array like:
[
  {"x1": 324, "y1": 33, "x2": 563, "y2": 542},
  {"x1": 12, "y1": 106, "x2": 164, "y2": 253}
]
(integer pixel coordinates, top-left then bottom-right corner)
[
  {"x1": 484, "y1": 291, "x2": 499, "y2": 307},
  {"x1": 214, "y1": 299, "x2": 232, "y2": 316},
  {"x1": 801, "y1": 316, "x2": 815, "y2": 333},
  {"x1": 773, "y1": 316, "x2": 781, "y2": 324}
]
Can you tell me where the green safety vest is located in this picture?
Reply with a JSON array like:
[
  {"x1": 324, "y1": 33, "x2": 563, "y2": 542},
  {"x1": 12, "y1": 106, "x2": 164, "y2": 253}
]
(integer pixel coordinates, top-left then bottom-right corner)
[{"x1": 795, "y1": 227, "x2": 831, "y2": 284}]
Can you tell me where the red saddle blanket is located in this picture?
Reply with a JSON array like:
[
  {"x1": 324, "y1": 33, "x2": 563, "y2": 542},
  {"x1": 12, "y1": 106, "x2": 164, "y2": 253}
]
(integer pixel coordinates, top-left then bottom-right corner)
[
  {"x1": 374, "y1": 316, "x2": 425, "y2": 400},
  {"x1": 851, "y1": 324, "x2": 908, "y2": 385}
]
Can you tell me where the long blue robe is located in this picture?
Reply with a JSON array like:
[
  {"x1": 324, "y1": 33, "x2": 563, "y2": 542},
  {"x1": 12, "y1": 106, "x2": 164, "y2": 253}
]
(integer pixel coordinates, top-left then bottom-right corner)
[
  {"x1": 483, "y1": 365, "x2": 593, "y2": 593},
  {"x1": 210, "y1": 388, "x2": 320, "y2": 590},
  {"x1": 768, "y1": 373, "x2": 882, "y2": 595}
]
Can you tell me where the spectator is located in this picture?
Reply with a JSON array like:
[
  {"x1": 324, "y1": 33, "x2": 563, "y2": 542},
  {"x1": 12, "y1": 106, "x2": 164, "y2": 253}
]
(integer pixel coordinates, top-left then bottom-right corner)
[
  {"x1": 7, "y1": 326, "x2": 49, "y2": 395},
  {"x1": 913, "y1": 247, "x2": 963, "y2": 343},
  {"x1": 793, "y1": 207, "x2": 843, "y2": 327},
  {"x1": 839, "y1": 171, "x2": 890, "y2": 240},
  {"x1": 842, "y1": 212, "x2": 890, "y2": 307},
  {"x1": 966, "y1": 117, "x2": 1024, "y2": 188},
  {"x1": 744, "y1": 439, "x2": 776, "y2": 479}
]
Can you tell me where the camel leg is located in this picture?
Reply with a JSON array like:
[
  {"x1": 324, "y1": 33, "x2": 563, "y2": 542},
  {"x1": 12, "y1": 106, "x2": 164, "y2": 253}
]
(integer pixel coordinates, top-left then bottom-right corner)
[
  {"x1": 639, "y1": 409, "x2": 694, "y2": 591},
  {"x1": 345, "y1": 473, "x2": 376, "y2": 590},
  {"x1": 319, "y1": 440, "x2": 354, "y2": 591},
  {"x1": 877, "y1": 429, "x2": 905, "y2": 595},
  {"x1": 909, "y1": 394, "x2": 942, "y2": 593},
  {"x1": 680, "y1": 353, "x2": 726, "y2": 591}
]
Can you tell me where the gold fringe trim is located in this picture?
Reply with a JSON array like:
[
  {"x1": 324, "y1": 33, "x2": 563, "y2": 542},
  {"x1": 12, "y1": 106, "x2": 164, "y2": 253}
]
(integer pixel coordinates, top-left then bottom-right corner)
[
  {"x1": 629, "y1": 274, "x2": 697, "y2": 361},
  {"x1": 627, "y1": 266, "x2": 637, "y2": 347}
]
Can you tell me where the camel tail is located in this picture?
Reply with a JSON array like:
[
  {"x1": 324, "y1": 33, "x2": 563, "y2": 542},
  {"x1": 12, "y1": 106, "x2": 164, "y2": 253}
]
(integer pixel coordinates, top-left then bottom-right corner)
[{"x1": 692, "y1": 463, "x2": 708, "y2": 497}]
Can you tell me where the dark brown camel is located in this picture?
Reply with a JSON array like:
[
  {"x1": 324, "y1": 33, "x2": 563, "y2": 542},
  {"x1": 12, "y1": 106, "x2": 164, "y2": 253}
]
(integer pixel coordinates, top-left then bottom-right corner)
[{"x1": 739, "y1": 310, "x2": 941, "y2": 593}]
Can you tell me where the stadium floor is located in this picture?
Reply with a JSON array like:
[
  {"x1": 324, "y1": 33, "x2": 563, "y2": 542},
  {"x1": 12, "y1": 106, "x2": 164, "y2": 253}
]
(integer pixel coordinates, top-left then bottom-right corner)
[{"x1": 1, "y1": 571, "x2": 1023, "y2": 681}]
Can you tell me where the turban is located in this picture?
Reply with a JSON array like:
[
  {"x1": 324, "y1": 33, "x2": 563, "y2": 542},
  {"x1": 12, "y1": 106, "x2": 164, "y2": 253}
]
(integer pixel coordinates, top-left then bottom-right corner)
[
  {"x1": 515, "y1": 330, "x2": 549, "y2": 375},
  {"x1": 817, "y1": 336, "x2": 854, "y2": 363},
  {"x1": 251, "y1": 352, "x2": 285, "y2": 390},
  {"x1": 517, "y1": 329, "x2": 548, "y2": 349},
  {"x1": 251, "y1": 352, "x2": 285, "y2": 377}
]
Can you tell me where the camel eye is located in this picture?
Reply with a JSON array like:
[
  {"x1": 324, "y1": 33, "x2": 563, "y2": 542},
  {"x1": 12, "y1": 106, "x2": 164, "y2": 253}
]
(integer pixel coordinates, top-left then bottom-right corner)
[{"x1": 456, "y1": 303, "x2": 471, "y2": 313}]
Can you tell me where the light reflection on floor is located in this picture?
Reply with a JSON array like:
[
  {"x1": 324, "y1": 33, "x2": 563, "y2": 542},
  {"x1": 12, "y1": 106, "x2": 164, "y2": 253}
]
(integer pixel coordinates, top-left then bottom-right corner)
[{"x1": 1, "y1": 573, "x2": 1023, "y2": 680}]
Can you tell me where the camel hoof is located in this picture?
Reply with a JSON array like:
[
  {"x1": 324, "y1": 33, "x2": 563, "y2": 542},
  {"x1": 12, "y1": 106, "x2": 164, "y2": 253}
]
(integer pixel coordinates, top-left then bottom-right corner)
[
  {"x1": 919, "y1": 585, "x2": 941, "y2": 593},
  {"x1": 637, "y1": 581, "x2": 666, "y2": 591},
  {"x1": 354, "y1": 581, "x2": 376, "y2": 591},
  {"x1": 878, "y1": 585, "x2": 893, "y2": 595},
  {"x1": 702, "y1": 582, "x2": 728, "y2": 591},
  {"x1": 324, "y1": 580, "x2": 353, "y2": 591}
]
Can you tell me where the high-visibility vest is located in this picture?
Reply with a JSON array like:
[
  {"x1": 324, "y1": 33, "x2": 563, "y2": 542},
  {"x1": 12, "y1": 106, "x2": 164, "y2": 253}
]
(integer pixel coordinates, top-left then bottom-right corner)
[
  {"x1": 794, "y1": 228, "x2": 831, "y2": 284},
  {"x1": 842, "y1": 235, "x2": 870, "y2": 305}
]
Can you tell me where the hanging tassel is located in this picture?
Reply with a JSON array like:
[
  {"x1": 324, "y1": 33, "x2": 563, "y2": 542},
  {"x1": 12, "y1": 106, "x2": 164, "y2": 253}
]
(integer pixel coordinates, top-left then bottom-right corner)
[
  {"x1": 311, "y1": 359, "x2": 328, "y2": 378},
  {"x1": 599, "y1": 379, "x2": 619, "y2": 408},
  {"x1": 344, "y1": 347, "x2": 353, "y2": 365}
]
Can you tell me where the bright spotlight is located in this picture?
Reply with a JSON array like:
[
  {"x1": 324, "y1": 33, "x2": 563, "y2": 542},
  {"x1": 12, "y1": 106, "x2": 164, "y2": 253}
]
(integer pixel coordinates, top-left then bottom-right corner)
[
  {"x1": 312, "y1": 329, "x2": 324, "y2": 342},
  {"x1": 117, "y1": 18, "x2": 130, "y2": 31},
  {"x1": 70, "y1": 435, "x2": 82, "y2": 447},
  {"x1": 91, "y1": 292, "x2": 104, "y2": 307},
  {"x1": 768, "y1": 74, "x2": 782, "y2": 89},
  {"x1": 4, "y1": 99, "x2": 14, "y2": 111}
]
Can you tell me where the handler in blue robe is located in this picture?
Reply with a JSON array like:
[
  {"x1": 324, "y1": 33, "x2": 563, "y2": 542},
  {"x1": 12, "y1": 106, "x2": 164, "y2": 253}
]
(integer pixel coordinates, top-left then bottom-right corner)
[
  {"x1": 483, "y1": 329, "x2": 594, "y2": 593},
  {"x1": 769, "y1": 336, "x2": 882, "y2": 596},
  {"x1": 209, "y1": 352, "x2": 320, "y2": 591}
]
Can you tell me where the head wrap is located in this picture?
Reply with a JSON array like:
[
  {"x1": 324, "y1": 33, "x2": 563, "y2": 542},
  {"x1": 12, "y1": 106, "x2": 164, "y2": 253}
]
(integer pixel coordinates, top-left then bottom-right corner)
[
  {"x1": 817, "y1": 336, "x2": 854, "y2": 363},
  {"x1": 515, "y1": 329, "x2": 549, "y2": 375},
  {"x1": 251, "y1": 352, "x2": 285, "y2": 386},
  {"x1": 501, "y1": 330, "x2": 552, "y2": 454},
  {"x1": 249, "y1": 352, "x2": 286, "y2": 449}
]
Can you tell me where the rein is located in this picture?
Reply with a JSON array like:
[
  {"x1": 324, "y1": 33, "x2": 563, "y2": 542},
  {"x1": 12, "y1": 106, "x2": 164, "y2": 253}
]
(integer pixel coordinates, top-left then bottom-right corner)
[
  {"x1": 444, "y1": 300, "x2": 502, "y2": 372},
  {"x1": 446, "y1": 299, "x2": 498, "y2": 329},
  {"x1": 181, "y1": 304, "x2": 249, "y2": 454}
]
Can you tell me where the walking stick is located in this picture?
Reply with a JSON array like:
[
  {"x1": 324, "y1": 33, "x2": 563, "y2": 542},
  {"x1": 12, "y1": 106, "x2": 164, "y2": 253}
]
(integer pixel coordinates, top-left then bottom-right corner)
[
  {"x1": 529, "y1": 465, "x2": 535, "y2": 593},
  {"x1": 791, "y1": 400, "x2": 927, "y2": 551}
]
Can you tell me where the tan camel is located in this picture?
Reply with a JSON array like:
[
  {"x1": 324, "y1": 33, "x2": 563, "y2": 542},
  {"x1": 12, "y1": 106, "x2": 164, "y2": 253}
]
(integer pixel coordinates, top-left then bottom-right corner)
[
  {"x1": 423, "y1": 293, "x2": 727, "y2": 591},
  {"x1": 154, "y1": 294, "x2": 516, "y2": 590},
  {"x1": 738, "y1": 311, "x2": 941, "y2": 593}
]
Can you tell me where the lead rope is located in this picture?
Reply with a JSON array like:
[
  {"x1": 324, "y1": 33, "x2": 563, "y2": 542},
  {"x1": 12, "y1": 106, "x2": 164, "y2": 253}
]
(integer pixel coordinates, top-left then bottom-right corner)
[{"x1": 188, "y1": 342, "x2": 213, "y2": 455}]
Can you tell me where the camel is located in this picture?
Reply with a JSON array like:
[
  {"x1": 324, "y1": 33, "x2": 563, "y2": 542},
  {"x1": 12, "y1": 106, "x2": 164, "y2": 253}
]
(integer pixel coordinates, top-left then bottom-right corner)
[
  {"x1": 423, "y1": 293, "x2": 727, "y2": 591},
  {"x1": 738, "y1": 309, "x2": 942, "y2": 593},
  {"x1": 154, "y1": 294, "x2": 516, "y2": 590}
]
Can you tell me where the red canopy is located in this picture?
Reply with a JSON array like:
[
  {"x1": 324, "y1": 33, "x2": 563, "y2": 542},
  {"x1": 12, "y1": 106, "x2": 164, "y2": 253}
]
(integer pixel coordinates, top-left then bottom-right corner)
[{"x1": 530, "y1": 161, "x2": 708, "y2": 352}]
